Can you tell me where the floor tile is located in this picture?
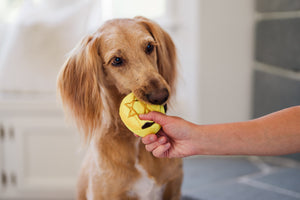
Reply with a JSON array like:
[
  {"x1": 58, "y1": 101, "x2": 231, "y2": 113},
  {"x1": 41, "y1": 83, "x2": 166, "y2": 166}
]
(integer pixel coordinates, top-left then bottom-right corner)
[
  {"x1": 254, "y1": 168, "x2": 300, "y2": 193},
  {"x1": 181, "y1": 156, "x2": 300, "y2": 200},
  {"x1": 187, "y1": 182, "x2": 299, "y2": 200},
  {"x1": 182, "y1": 156, "x2": 260, "y2": 190}
]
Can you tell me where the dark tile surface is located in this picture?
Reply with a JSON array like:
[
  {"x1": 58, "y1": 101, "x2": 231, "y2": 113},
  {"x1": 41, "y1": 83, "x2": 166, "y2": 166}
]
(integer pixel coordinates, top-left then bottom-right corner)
[
  {"x1": 252, "y1": 70, "x2": 300, "y2": 118},
  {"x1": 187, "y1": 182, "x2": 299, "y2": 200},
  {"x1": 282, "y1": 153, "x2": 300, "y2": 162},
  {"x1": 254, "y1": 168, "x2": 300, "y2": 193},
  {"x1": 255, "y1": 18, "x2": 300, "y2": 71},
  {"x1": 181, "y1": 196, "x2": 201, "y2": 200},
  {"x1": 182, "y1": 156, "x2": 300, "y2": 200},
  {"x1": 182, "y1": 156, "x2": 259, "y2": 189},
  {"x1": 256, "y1": 0, "x2": 300, "y2": 12}
]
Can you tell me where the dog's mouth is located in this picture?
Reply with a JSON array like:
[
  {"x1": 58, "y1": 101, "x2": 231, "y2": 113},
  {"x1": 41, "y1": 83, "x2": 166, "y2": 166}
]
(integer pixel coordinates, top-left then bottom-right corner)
[
  {"x1": 163, "y1": 104, "x2": 167, "y2": 112},
  {"x1": 133, "y1": 88, "x2": 170, "y2": 106},
  {"x1": 131, "y1": 92, "x2": 168, "y2": 130},
  {"x1": 132, "y1": 91, "x2": 168, "y2": 111}
]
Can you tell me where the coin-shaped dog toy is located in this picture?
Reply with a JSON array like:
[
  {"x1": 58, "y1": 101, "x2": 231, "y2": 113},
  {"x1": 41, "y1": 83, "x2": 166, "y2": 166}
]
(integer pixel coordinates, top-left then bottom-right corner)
[{"x1": 119, "y1": 92, "x2": 165, "y2": 137}]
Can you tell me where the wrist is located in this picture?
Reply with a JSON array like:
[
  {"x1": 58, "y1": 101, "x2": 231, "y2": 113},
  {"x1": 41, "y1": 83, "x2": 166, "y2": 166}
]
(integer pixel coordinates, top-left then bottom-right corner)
[
  {"x1": 188, "y1": 123, "x2": 206, "y2": 156},
  {"x1": 191, "y1": 124, "x2": 231, "y2": 156}
]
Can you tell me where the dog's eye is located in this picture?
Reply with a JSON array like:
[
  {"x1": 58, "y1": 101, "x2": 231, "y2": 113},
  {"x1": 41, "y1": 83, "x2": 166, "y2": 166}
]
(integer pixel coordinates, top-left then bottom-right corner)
[
  {"x1": 145, "y1": 43, "x2": 154, "y2": 54},
  {"x1": 112, "y1": 57, "x2": 123, "y2": 67}
]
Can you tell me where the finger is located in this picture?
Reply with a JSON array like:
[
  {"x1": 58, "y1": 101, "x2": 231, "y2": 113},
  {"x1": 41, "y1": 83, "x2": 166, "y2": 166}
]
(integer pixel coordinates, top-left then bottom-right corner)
[
  {"x1": 142, "y1": 134, "x2": 158, "y2": 145},
  {"x1": 156, "y1": 129, "x2": 168, "y2": 138},
  {"x1": 139, "y1": 111, "x2": 168, "y2": 126},
  {"x1": 145, "y1": 136, "x2": 168, "y2": 152},
  {"x1": 152, "y1": 143, "x2": 171, "y2": 158},
  {"x1": 145, "y1": 142, "x2": 160, "y2": 152}
]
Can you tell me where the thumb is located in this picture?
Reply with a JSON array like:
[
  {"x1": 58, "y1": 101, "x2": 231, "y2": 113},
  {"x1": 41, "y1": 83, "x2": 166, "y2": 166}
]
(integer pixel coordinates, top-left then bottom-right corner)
[{"x1": 139, "y1": 111, "x2": 168, "y2": 126}]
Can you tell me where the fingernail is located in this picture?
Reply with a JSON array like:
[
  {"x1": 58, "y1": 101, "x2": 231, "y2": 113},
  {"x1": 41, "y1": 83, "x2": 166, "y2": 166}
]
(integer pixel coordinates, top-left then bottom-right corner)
[
  {"x1": 139, "y1": 114, "x2": 146, "y2": 118},
  {"x1": 164, "y1": 143, "x2": 170, "y2": 149},
  {"x1": 149, "y1": 135, "x2": 156, "y2": 142},
  {"x1": 158, "y1": 137, "x2": 165, "y2": 144}
]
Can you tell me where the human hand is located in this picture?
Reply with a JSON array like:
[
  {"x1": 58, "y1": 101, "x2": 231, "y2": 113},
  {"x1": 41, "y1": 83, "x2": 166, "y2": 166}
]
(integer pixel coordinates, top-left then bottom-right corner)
[
  {"x1": 139, "y1": 112, "x2": 198, "y2": 158},
  {"x1": 141, "y1": 106, "x2": 300, "y2": 158}
]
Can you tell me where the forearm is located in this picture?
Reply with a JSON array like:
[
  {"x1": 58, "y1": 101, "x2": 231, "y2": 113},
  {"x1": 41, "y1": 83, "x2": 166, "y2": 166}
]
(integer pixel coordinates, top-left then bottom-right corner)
[{"x1": 194, "y1": 106, "x2": 300, "y2": 156}]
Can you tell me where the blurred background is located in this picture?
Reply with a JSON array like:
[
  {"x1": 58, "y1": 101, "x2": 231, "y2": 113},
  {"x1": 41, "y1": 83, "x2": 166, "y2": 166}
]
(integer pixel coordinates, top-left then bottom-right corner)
[{"x1": 0, "y1": 0, "x2": 299, "y2": 199}]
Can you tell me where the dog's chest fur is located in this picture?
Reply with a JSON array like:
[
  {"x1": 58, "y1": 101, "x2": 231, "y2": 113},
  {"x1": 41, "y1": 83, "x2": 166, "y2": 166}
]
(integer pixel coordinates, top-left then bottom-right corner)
[
  {"x1": 129, "y1": 162, "x2": 165, "y2": 199},
  {"x1": 127, "y1": 139, "x2": 165, "y2": 199},
  {"x1": 86, "y1": 138, "x2": 165, "y2": 200}
]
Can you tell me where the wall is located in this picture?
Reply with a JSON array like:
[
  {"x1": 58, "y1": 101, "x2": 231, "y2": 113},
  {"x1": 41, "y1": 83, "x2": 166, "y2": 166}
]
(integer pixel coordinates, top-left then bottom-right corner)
[
  {"x1": 168, "y1": 0, "x2": 202, "y2": 124},
  {"x1": 253, "y1": 0, "x2": 300, "y2": 117},
  {"x1": 199, "y1": 0, "x2": 254, "y2": 124}
]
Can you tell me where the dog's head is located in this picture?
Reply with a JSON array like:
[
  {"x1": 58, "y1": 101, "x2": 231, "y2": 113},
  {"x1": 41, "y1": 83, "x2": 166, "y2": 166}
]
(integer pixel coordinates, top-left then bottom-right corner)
[{"x1": 57, "y1": 17, "x2": 177, "y2": 139}]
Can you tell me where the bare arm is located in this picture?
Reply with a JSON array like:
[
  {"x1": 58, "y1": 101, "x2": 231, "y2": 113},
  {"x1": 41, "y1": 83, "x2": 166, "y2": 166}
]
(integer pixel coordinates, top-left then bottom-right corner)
[
  {"x1": 140, "y1": 106, "x2": 300, "y2": 158},
  {"x1": 196, "y1": 106, "x2": 300, "y2": 156}
]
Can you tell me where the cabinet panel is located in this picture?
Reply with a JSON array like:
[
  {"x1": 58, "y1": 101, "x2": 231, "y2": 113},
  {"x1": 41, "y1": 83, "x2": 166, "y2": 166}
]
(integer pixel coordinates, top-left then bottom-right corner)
[
  {"x1": 0, "y1": 117, "x2": 83, "y2": 199},
  {"x1": 0, "y1": 94, "x2": 84, "y2": 199}
]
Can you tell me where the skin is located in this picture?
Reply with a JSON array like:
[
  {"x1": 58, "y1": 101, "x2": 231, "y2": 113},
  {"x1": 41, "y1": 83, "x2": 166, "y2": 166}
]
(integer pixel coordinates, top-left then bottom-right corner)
[{"x1": 140, "y1": 106, "x2": 300, "y2": 158}]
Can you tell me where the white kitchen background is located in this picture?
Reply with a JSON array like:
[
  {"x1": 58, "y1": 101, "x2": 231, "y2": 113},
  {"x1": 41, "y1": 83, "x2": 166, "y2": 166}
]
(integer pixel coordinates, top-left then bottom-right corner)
[{"x1": 0, "y1": 0, "x2": 254, "y2": 199}]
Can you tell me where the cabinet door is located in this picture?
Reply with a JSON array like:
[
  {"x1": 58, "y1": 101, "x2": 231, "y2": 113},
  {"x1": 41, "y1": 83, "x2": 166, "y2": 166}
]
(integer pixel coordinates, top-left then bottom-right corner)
[{"x1": 1, "y1": 117, "x2": 84, "y2": 200}]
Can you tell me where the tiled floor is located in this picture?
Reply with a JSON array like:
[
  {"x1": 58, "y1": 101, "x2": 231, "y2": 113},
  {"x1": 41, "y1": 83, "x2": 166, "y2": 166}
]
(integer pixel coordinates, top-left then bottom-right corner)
[{"x1": 181, "y1": 154, "x2": 300, "y2": 200}]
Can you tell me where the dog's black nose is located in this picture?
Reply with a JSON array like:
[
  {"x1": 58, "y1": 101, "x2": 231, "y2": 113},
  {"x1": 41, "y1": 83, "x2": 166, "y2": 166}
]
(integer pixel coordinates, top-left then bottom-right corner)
[{"x1": 146, "y1": 88, "x2": 169, "y2": 105}]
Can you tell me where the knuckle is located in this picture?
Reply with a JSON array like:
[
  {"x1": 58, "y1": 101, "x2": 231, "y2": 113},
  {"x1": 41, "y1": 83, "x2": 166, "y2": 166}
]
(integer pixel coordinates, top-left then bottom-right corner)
[
  {"x1": 153, "y1": 146, "x2": 164, "y2": 158},
  {"x1": 145, "y1": 142, "x2": 158, "y2": 152},
  {"x1": 142, "y1": 137, "x2": 149, "y2": 144},
  {"x1": 153, "y1": 151, "x2": 161, "y2": 158},
  {"x1": 145, "y1": 145, "x2": 152, "y2": 152}
]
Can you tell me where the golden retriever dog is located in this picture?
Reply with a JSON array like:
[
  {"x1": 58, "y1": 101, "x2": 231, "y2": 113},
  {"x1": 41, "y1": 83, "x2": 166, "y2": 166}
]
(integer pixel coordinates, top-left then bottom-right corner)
[{"x1": 57, "y1": 17, "x2": 182, "y2": 200}]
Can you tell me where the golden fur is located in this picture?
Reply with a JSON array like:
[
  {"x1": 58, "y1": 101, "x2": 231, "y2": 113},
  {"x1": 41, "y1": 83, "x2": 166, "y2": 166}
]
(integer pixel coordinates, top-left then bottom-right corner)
[{"x1": 57, "y1": 17, "x2": 182, "y2": 200}]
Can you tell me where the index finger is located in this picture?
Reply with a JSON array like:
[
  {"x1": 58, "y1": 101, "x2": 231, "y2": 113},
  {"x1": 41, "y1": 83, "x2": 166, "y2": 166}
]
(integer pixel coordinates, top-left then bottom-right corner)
[{"x1": 139, "y1": 111, "x2": 168, "y2": 126}]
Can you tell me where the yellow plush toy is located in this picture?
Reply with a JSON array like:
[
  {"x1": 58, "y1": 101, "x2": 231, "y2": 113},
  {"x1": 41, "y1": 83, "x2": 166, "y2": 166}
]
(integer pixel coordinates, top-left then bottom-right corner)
[{"x1": 119, "y1": 92, "x2": 165, "y2": 137}]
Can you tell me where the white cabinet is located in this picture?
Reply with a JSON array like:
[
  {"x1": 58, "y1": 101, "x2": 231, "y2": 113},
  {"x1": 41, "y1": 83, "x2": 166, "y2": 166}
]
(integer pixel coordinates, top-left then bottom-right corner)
[{"x1": 0, "y1": 93, "x2": 83, "y2": 200}]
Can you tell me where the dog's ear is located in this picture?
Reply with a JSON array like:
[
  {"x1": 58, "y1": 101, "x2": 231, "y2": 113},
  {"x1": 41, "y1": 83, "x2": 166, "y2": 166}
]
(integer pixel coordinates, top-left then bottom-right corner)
[
  {"x1": 57, "y1": 35, "x2": 103, "y2": 141},
  {"x1": 135, "y1": 16, "x2": 177, "y2": 93}
]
